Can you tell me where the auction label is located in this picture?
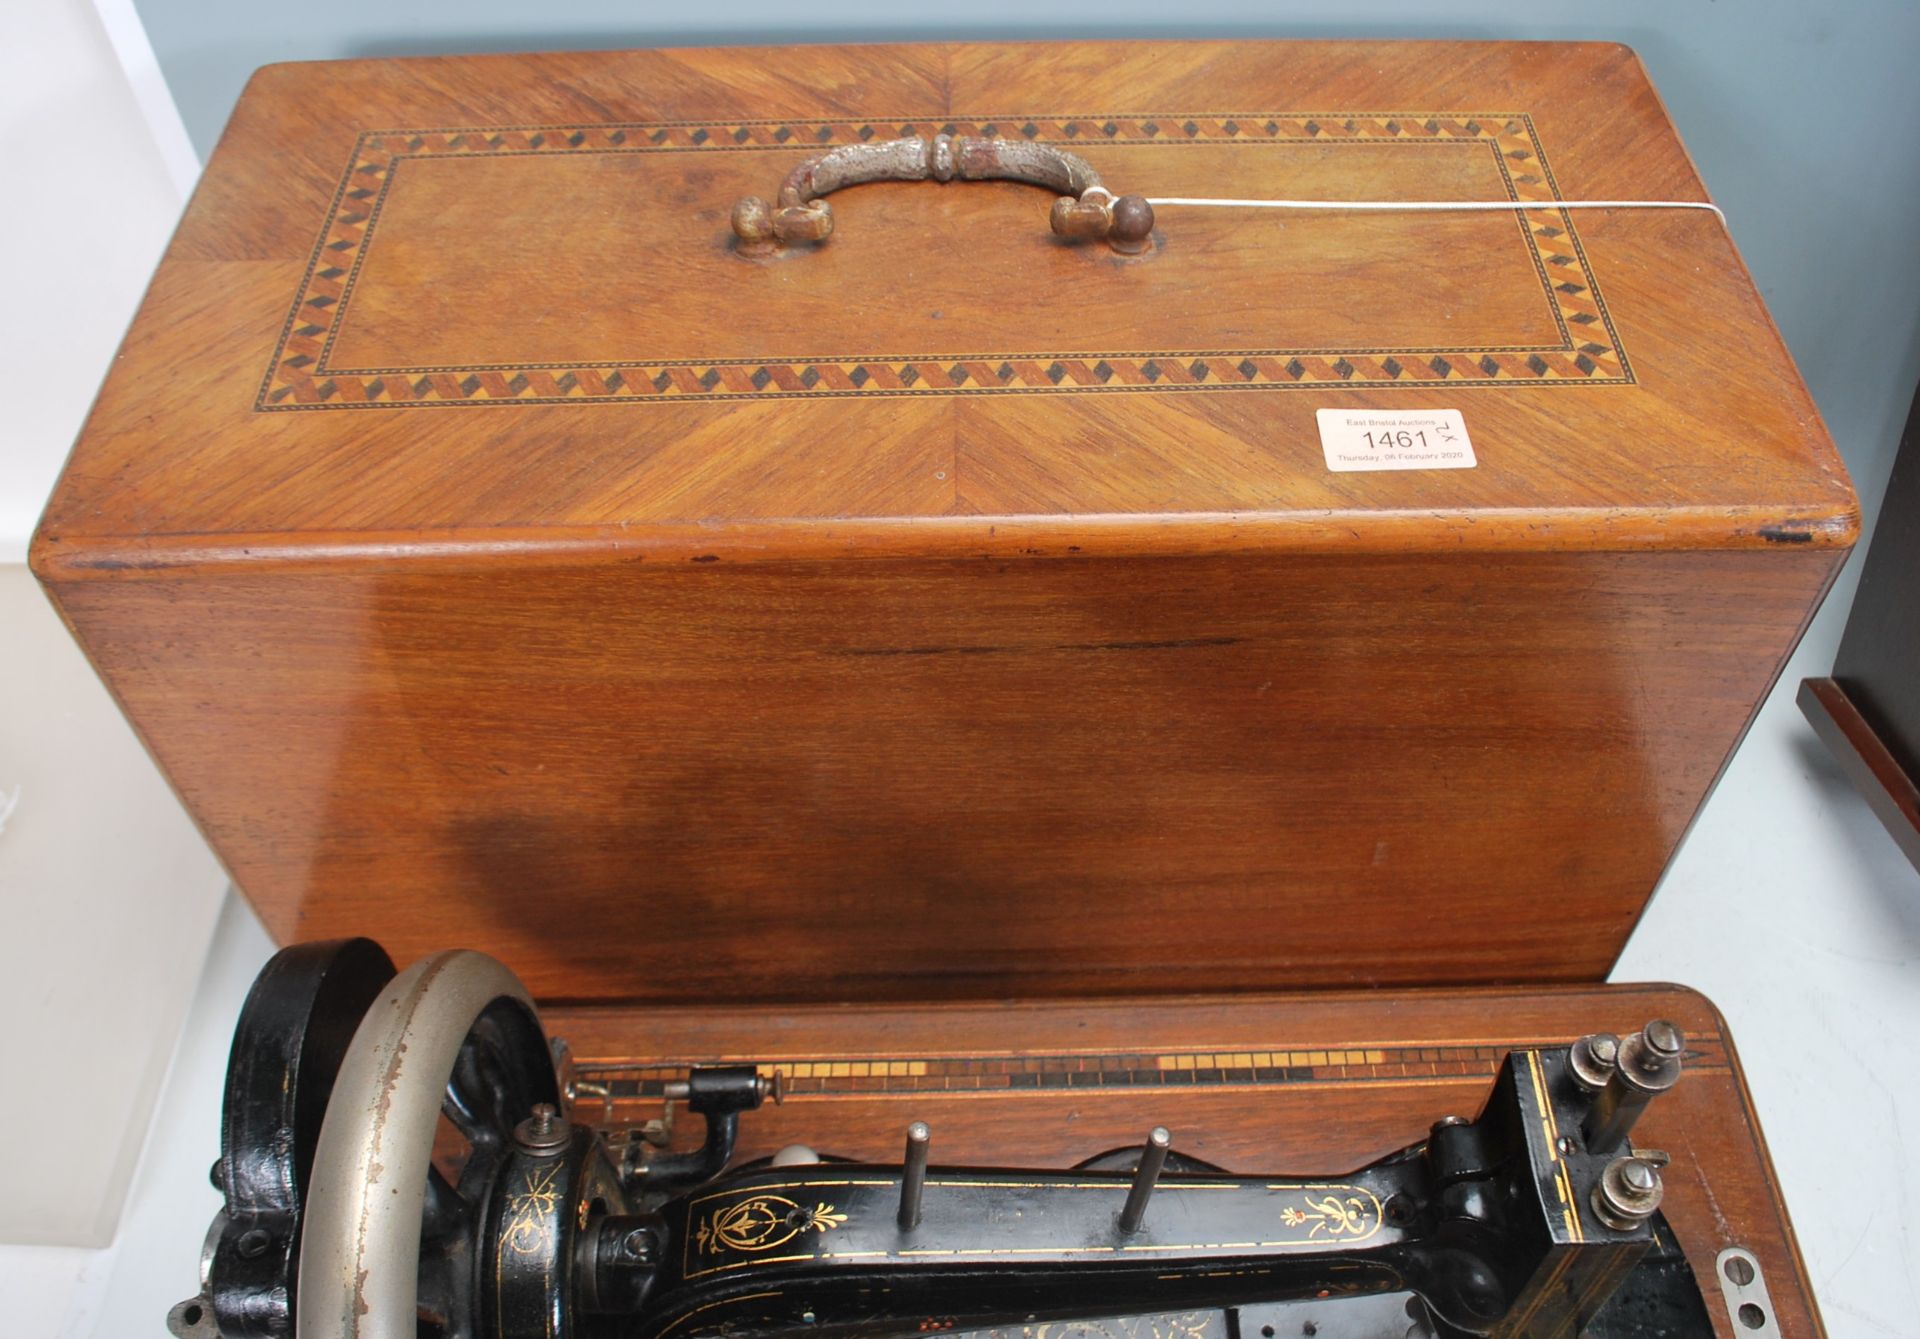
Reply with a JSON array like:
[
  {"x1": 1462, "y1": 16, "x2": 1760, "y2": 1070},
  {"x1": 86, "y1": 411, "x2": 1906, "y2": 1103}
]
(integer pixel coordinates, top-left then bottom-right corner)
[{"x1": 1315, "y1": 408, "x2": 1476, "y2": 472}]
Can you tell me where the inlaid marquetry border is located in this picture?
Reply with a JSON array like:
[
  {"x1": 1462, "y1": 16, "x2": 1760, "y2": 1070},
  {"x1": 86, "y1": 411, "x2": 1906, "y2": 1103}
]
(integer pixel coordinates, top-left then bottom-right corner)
[
  {"x1": 569, "y1": 1034, "x2": 1726, "y2": 1103},
  {"x1": 258, "y1": 112, "x2": 1633, "y2": 411}
]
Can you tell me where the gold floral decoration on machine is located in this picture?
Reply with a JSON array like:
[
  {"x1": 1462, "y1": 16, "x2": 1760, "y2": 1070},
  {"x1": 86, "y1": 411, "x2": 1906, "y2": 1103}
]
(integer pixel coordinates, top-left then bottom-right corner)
[{"x1": 695, "y1": 1194, "x2": 851, "y2": 1257}]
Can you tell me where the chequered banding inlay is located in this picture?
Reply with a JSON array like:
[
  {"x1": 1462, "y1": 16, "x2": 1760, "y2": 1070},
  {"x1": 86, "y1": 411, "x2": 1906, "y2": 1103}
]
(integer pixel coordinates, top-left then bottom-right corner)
[
  {"x1": 572, "y1": 1036, "x2": 1726, "y2": 1102},
  {"x1": 260, "y1": 112, "x2": 1632, "y2": 411}
]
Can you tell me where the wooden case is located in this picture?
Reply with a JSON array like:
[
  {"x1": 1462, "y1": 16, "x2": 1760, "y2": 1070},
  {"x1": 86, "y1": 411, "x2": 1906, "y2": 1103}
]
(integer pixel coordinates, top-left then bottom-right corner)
[{"x1": 32, "y1": 41, "x2": 1856, "y2": 1004}]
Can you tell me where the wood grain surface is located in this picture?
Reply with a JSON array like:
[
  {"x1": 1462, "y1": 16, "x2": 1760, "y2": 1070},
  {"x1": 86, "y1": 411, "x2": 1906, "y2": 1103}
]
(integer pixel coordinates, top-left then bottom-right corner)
[
  {"x1": 52, "y1": 548, "x2": 1836, "y2": 1002},
  {"x1": 33, "y1": 41, "x2": 1855, "y2": 560},
  {"x1": 32, "y1": 42, "x2": 1856, "y2": 1002},
  {"x1": 544, "y1": 983, "x2": 1823, "y2": 1339}
]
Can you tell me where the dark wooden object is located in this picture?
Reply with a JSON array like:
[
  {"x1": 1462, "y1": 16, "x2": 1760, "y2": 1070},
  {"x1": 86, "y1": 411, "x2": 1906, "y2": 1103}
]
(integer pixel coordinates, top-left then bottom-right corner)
[
  {"x1": 1801, "y1": 381, "x2": 1920, "y2": 870},
  {"x1": 32, "y1": 42, "x2": 1856, "y2": 1002},
  {"x1": 546, "y1": 983, "x2": 1824, "y2": 1338}
]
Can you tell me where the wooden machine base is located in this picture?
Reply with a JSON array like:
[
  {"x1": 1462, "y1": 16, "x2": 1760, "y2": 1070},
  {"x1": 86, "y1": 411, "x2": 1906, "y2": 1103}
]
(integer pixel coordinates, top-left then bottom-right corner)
[{"x1": 546, "y1": 983, "x2": 1819, "y2": 1338}]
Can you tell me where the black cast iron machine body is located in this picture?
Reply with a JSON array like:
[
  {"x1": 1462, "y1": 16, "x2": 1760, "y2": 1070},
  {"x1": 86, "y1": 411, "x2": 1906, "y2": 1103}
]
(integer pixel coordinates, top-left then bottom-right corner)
[{"x1": 170, "y1": 941, "x2": 1709, "y2": 1339}]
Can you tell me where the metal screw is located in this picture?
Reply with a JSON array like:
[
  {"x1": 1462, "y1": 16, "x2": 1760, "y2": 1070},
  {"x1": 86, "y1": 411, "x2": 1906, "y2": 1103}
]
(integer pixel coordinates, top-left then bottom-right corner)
[
  {"x1": 236, "y1": 1228, "x2": 272, "y2": 1259},
  {"x1": 1641, "y1": 1019, "x2": 1685, "y2": 1065},
  {"x1": 515, "y1": 1101, "x2": 571, "y2": 1152},
  {"x1": 621, "y1": 1227, "x2": 654, "y2": 1261},
  {"x1": 1569, "y1": 1033, "x2": 1620, "y2": 1093},
  {"x1": 1593, "y1": 1154, "x2": 1664, "y2": 1231}
]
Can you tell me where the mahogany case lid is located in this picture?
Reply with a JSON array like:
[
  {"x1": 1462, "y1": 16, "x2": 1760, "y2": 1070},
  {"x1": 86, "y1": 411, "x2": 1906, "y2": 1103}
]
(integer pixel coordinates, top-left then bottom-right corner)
[{"x1": 35, "y1": 40, "x2": 1856, "y2": 577}]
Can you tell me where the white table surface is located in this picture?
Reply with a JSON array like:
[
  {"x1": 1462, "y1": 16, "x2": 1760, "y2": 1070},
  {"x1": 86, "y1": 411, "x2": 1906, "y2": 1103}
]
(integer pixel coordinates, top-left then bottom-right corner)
[{"x1": 7, "y1": 615, "x2": 1917, "y2": 1337}]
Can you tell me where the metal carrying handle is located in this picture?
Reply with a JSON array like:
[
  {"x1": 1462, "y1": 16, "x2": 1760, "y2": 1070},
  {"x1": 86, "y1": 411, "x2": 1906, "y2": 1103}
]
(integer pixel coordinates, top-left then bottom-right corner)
[{"x1": 730, "y1": 133, "x2": 1156, "y2": 255}]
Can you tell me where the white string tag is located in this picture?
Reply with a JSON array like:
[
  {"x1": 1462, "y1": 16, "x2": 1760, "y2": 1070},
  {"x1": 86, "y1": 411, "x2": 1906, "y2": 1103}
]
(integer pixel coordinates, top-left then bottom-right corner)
[{"x1": 1144, "y1": 197, "x2": 1726, "y2": 224}]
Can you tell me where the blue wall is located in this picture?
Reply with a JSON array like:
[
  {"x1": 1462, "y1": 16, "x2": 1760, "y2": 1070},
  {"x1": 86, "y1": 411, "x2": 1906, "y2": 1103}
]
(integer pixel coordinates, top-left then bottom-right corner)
[{"x1": 135, "y1": 0, "x2": 1920, "y2": 549}]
